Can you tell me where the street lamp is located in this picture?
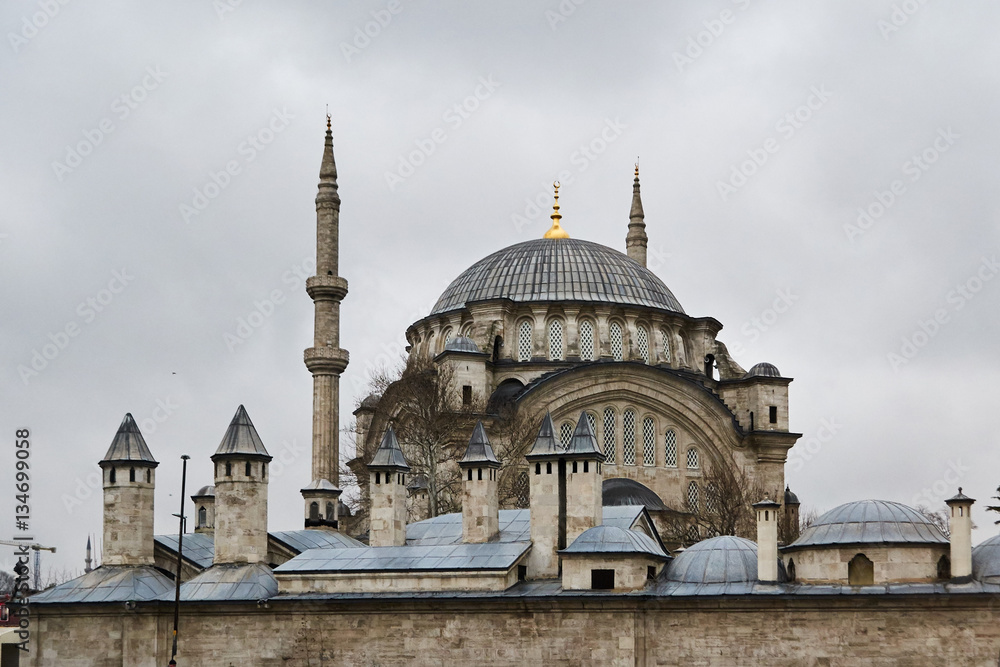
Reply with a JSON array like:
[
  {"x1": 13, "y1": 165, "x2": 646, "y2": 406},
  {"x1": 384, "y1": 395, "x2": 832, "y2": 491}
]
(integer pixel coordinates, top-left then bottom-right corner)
[{"x1": 171, "y1": 454, "x2": 189, "y2": 664}]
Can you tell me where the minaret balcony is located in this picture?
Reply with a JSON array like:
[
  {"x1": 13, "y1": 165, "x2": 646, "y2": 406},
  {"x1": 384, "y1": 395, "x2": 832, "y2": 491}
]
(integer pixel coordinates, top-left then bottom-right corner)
[
  {"x1": 306, "y1": 275, "x2": 349, "y2": 301},
  {"x1": 304, "y1": 346, "x2": 350, "y2": 374}
]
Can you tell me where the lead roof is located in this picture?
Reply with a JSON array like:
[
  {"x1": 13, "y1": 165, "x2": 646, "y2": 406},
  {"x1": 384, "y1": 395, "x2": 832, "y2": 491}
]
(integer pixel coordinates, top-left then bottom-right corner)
[
  {"x1": 786, "y1": 499, "x2": 948, "y2": 549},
  {"x1": 460, "y1": 421, "x2": 500, "y2": 466},
  {"x1": 368, "y1": 425, "x2": 411, "y2": 470},
  {"x1": 100, "y1": 413, "x2": 157, "y2": 465},
  {"x1": 212, "y1": 405, "x2": 271, "y2": 460}
]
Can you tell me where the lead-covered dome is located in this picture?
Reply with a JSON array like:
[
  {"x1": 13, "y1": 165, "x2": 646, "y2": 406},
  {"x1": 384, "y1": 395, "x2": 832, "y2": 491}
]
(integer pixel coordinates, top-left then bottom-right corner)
[
  {"x1": 430, "y1": 238, "x2": 685, "y2": 315},
  {"x1": 789, "y1": 500, "x2": 947, "y2": 548},
  {"x1": 667, "y1": 536, "x2": 761, "y2": 584}
]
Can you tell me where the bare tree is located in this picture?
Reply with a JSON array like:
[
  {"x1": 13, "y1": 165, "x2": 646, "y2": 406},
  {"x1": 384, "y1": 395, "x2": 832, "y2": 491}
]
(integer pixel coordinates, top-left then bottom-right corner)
[
  {"x1": 986, "y1": 486, "x2": 1000, "y2": 525},
  {"x1": 488, "y1": 403, "x2": 537, "y2": 509}
]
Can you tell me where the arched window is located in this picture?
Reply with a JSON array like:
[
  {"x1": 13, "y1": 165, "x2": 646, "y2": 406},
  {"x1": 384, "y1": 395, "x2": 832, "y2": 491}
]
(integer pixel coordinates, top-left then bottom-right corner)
[
  {"x1": 579, "y1": 320, "x2": 595, "y2": 361},
  {"x1": 129, "y1": 467, "x2": 135, "y2": 482},
  {"x1": 245, "y1": 462, "x2": 252, "y2": 477},
  {"x1": 706, "y1": 482, "x2": 718, "y2": 513},
  {"x1": 787, "y1": 558, "x2": 796, "y2": 582},
  {"x1": 686, "y1": 447, "x2": 699, "y2": 469},
  {"x1": 622, "y1": 409, "x2": 636, "y2": 465},
  {"x1": 198, "y1": 506, "x2": 207, "y2": 527},
  {"x1": 262, "y1": 463, "x2": 267, "y2": 479},
  {"x1": 687, "y1": 481, "x2": 700, "y2": 511},
  {"x1": 225, "y1": 461, "x2": 232, "y2": 477},
  {"x1": 326, "y1": 502, "x2": 335, "y2": 520},
  {"x1": 146, "y1": 469, "x2": 151, "y2": 483},
  {"x1": 548, "y1": 320, "x2": 564, "y2": 361},
  {"x1": 517, "y1": 320, "x2": 533, "y2": 361},
  {"x1": 937, "y1": 555, "x2": 951, "y2": 580},
  {"x1": 585, "y1": 412, "x2": 597, "y2": 439},
  {"x1": 848, "y1": 553, "x2": 874, "y2": 585},
  {"x1": 664, "y1": 429, "x2": 677, "y2": 467},
  {"x1": 309, "y1": 502, "x2": 320, "y2": 520},
  {"x1": 603, "y1": 408, "x2": 616, "y2": 464},
  {"x1": 636, "y1": 325, "x2": 650, "y2": 364},
  {"x1": 514, "y1": 471, "x2": 529, "y2": 507},
  {"x1": 461, "y1": 323, "x2": 474, "y2": 338},
  {"x1": 109, "y1": 468, "x2": 116, "y2": 484},
  {"x1": 686, "y1": 525, "x2": 700, "y2": 546},
  {"x1": 660, "y1": 328, "x2": 671, "y2": 363},
  {"x1": 641, "y1": 417, "x2": 655, "y2": 466},
  {"x1": 609, "y1": 321, "x2": 624, "y2": 361},
  {"x1": 559, "y1": 421, "x2": 573, "y2": 447},
  {"x1": 441, "y1": 327, "x2": 453, "y2": 351}
]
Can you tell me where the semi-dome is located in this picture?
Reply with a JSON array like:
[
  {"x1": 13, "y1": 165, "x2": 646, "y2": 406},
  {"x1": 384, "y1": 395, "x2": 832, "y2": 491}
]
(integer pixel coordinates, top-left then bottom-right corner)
[
  {"x1": 788, "y1": 500, "x2": 947, "y2": 548},
  {"x1": 444, "y1": 336, "x2": 481, "y2": 353},
  {"x1": 430, "y1": 238, "x2": 685, "y2": 315},
  {"x1": 602, "y1": 478, "x2": 667, "y2": 511},
  {"x1": 972, "y1": 534, "x2": 1000, "y2": 583},
  {"x1": 745, "y1": 362, "x2": 781, "y2": 378},
  {"x1": 666, "y1": 536, "x2": 760, "y2": 584}
]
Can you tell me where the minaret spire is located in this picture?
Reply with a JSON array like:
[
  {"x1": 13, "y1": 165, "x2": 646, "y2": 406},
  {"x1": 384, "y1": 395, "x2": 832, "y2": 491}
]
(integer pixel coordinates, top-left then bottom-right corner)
[
  {"x1": 543, "y1": 181, "x2": 570, "y2": 239},
  {"x1": 626, "y1": 162, "x2": 648, "y2": 267},
  {"x1": 302, "y1": 115, "x2": 350, "y2": 529},
  {"x1": 84, "y1": 536, "x2": 93, "y2": 573}
]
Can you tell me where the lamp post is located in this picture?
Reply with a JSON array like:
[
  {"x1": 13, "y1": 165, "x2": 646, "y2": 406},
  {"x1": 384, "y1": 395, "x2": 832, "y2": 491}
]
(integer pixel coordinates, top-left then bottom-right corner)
[{"x1": 171, "y1": 454, "x2": 189, "y2": 664}]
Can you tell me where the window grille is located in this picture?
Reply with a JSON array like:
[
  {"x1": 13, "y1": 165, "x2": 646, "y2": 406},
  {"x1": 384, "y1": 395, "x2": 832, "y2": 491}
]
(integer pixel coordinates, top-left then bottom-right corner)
[
  {"x1": 585, "y1": 412, "x2": 597, "y2": 439},
  {"x1": 549, "y1": 320, "x2": 564, "y2": 360},
  {"x1": 664, "y1": 429, "x2": 677, "y2": 467},
  {"x1": 687, "y1": 447, "x2": 699, "y2": 469},
  {"x1": 560, "y1": 421, "x2": 573, "y2": 447},
  {"x1": 603, "y1": 408, "x2": 616, "y2": 464},
  {"x1": 442, "y1": 327, "x2": 453, "y2": 351},
  {"x1": 514, "y1": 471, "x2": 529, "y2": 507},
  {"x1": 517, "y1": 320, "x2": 532, "y2": 361},
  {"x1": 610, "y1": 322, "x2": 624, "y2": 361},
  {"x1": 660, "y1": 328, "x2": 671, "y2": 363},
  {"x1": 622, "y1": 409, "x2": 636, "y2": 465},
  {"x1": 687, "y1": 481, "x2": 699, "y2": 511},
  {"x1": 579, "y1": 320, "x2": 595, "y2": 361},
  {"x1": 686, "y1": 525, "x2": 700, "y2": 545},
  {"x1": 636, "y1": 325, "x2": 650, "y2": 364},
  {"x1": 642, "y1": 417, "x2": 655, "y2": 466},
  {"x1": 706, "y1": 482, "x2": 718, "y2": 513},
  {"x1": 461, "y1": 323, "x2": 473, "y2": 338}
]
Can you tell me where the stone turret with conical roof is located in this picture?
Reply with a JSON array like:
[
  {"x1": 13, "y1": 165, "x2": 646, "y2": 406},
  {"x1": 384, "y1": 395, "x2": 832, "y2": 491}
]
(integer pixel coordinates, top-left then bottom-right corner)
[
  {"x1": 460, "y1": 421, "x2": 501, "y2": 544},
  {"x1": 367, "y1": 426, "x2": 410, "y2": 547},
  {"x1": 625, "y1": 164, "x2": 648, "y2": 267},
  {"x1": 303, "y1": 116, "x2": 350, "y2": 529},
  {"x1": 525, "y1": 413, "x2": 563, "y2": 578},
  {"x1": 211, "y1": 405, "x2": 272, "y2": 564},
  {"x1": 564, "y1": 412, "x2": 604, "y2": 544},
  {"x1": 99, "y1": 413, "x2": 158, "y2": 566}
]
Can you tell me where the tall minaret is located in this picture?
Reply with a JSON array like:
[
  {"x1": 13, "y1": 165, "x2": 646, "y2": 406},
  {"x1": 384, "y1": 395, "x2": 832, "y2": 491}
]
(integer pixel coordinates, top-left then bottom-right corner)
[
  {"x1": 625, "y1": 164, "x2": 648, "y2": 267},
  {"x1": 302, "y1": 115, "x2": 350, "y2": 528},
  {"x1": 84, "y1": 536, "x2": 93, "y2": 573}
]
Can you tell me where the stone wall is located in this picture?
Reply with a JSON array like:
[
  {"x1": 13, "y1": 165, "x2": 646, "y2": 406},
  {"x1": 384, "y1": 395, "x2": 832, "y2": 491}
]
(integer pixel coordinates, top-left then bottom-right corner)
[{"x1": 26, "y1": 595, "x2": 1000, "y2": 666}]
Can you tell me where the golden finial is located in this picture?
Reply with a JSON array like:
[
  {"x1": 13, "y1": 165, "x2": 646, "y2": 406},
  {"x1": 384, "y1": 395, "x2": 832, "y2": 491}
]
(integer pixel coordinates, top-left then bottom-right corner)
[
  {"x1": 634, "y1": 159, "x2": 639, "y2": 179},
  {"x1": 543, "y1": 180, "x2": 570, "y2": 239}
]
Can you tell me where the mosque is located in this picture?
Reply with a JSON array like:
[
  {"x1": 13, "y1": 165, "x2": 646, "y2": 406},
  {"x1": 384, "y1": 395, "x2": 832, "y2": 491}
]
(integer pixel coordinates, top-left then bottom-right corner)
[{"x1": 22, "y1": 120, "x2": 1000, "y2": 665}]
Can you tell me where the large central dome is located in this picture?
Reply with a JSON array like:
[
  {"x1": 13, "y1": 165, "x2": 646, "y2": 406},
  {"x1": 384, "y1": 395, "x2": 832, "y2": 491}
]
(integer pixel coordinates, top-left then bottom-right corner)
[{"x1": 430, "y1": 238, "x2": 685, "y2": 315}]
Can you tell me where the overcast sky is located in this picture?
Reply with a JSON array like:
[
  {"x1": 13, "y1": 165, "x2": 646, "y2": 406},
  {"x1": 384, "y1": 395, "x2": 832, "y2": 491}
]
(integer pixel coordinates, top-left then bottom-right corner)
[{"x1": 4, "y1": 1, "x2": 1000, "y2": 575}]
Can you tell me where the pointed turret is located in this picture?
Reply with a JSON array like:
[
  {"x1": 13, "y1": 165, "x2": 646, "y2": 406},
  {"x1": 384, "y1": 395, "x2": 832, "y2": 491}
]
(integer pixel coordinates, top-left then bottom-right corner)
[
  {"x1": 565, "y1": 411, "x2": 604, "y2": 460},
  {"x1": 212, "y1": 405, "x2": 272, "y2": 564},
  {"x1": 526, "y1": 413, "x2": 561, "y2": 459},
  {"x1": 564, "y1": 412, "x2": 604, "y2": 544},
  {"x1": 460, "y1": 421, "x2": 501, "y2": 543},
  {"x1": 99, "y1": 414, "x2": 158, "y2": 566},
  {"x1": 303, "y1": 116, "x2": 351, "y2": 529},
  {"x1": 84, "y1": 536, "x2": 93, "y2": 573},
  {"x1": 626, "y1": 164, "x2": 648, "y2": 267},
  {"x1": 368, "y1": 426, "x2": 410, "y2": 547}
]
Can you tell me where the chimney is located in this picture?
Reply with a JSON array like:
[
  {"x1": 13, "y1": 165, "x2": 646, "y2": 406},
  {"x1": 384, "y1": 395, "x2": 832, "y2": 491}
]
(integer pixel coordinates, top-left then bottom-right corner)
[
  {"x1": 212, "y1": 406, "x2": 272, "y2": 565},
  {"x1": 753, "y1": 498, "x2": 781, "y2": 582},
  {"x1": 525, "y1": 413, "x2": 563, "y2": 578},
  {"x1": 563, "y1": 412, "x2": 604, "y2": 545},
  {"x1": 191, "y1": 485, "x2": 216, "y2": 534},
  {"x1": 367, "y1": 426, "x2": 410, "y2": 547},
  {"x1": 459, "y1": 421, "x2": 500, "y2": 543},
  {"x1": 945, "y1": 488, "x2": 975, "y2": 579},
  {"x1": 99, "y1": 413, "x2": 158, "y2": 566}
]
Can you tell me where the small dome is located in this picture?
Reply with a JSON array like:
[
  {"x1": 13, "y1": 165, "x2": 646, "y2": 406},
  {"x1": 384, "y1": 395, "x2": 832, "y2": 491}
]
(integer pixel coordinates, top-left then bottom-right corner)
[
  {"x1": 972, "y1": 534, "x2": 1000, "y2": 583},
  {"x1": 789, "y1": 500, "x2": 947, "y2": 548},
  {"x1": 744, "y1": 362, "x2": 781, "y2": 378},
  {"x1": 666, "y1": 536, "x2": 761, "y2": 584},
  {"x1": 360, "y1": 394, "x2": 381, "y2": 410},
  {"x1": 561, "y1": 525, "x2": 667, "y2": 559},
  {"x1": 784, "y1": 486, "x2": 800, "y2": 506},
  {"x1": 444, "y1": 336, "x2": 481, "y2": 354},
  {"x1": 602, "y1": 478, "x2": 667, "y2": 511},
  {"x1": 191, "y1": 485, "x2": 215, "y2": 498}
]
